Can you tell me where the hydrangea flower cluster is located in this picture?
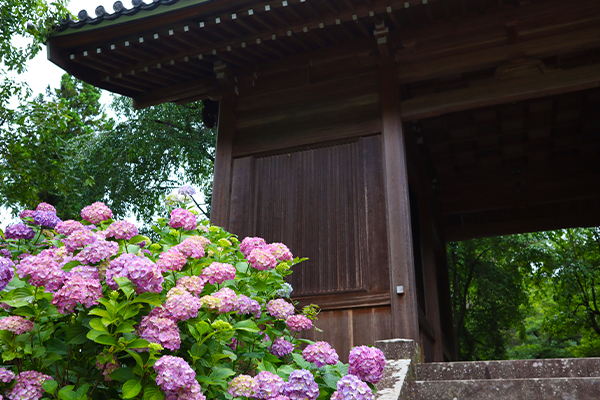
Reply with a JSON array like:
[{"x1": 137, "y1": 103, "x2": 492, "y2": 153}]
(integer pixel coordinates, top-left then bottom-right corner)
[
  {"x1": 302, "y1": 342, "x2": 339, "y2": 368},
  {"x1": 213, "y1": 287, "x2": 237, "y2": 313},
  {"x1": 81, "y1": 202, "x2": 113, "y2": 224},
  {"x1": 0, "y1": 316, "x2": 34, "y2": 334},
  {"x1": 239, "y1": 237, "x2": 267, "y2": 257},
  {"x1": 6, "y1": 371, "x2": 52, "y2": 400},
  {"x1": 331, "y1": 375, "x2": 373, "y2": 400},
  {"x1": 19, "y1": 210, "x2": 34, "y2": 220},
  {"x1": 0, "y1": 368, "x2": 15, "y2": 383},
  {"x1": 32, "y1": 211, "x2": 61, "y2": 228},
  {"x1": 348, "y1": 346, "x2": 386, "y2": 384},
  {"x1": 138, "y1": 312, "x2": 181, "y2": 351},
  {"x1": 17, "y1": 254, "x2": 65, "y2": 292},
  {"x1": 227, "y1": 375, "x2": 257, "y2": 398},
  {"x1": 276, "y1": 282, "x2": 293, "y2": 298},
  {"x1": 4, "y1": 223, "x2": 34, "y2": 240},
  {"x1": 154, "y1": 356, "x2": 197, "y2": 393},
  {"x1": 62, "y1": 229, "x2": 97, "y2": 252},
  {"x1": 176, "y1": 276, "x2": 205, "y2": 295},
  {"x1": 282, "y1": 370, "x2": 319, "y2": 400},
  {"x1": 36, "y1": 203, "x2": 56, "y2": 213},
  {"x1": 164, "y1": 381, "x2": 206, "y2": 400},
  {"x1": 270, "y1": 337, "x2": 295, "y2": 357},
  {"x1": 79, "y1": 240, "x2": 119, "y2": 264},
  {"x1": 169, "y1": 208, "x2": 197, "y2": 231},
  {"x1": 174, "y1": 237, "x2": 206, "y2": 259},
  {"x1": 95, "y1": 354, "x2": 119, "y2": 380},
  {"x1": 164, "y1": 288, "x2": 202, "y2": 321},
  {"x1": 267, "y1": 299, "x2": 295, "y2": 320},
  {"x1": 234, "y1": 295, "x2": 261, "y2": 318},
  {"x1": 164, "y1": 193, "x2": 186, "y2": 208},
  {"x1": 248, "y1": 248, "x2": 277, "y2": 271},
  {"x1": 254, "y1": 371, "x2": 284, "y2": 399},
  {"x1": 199, "y1": 295, "x2": 221, "y2": 311},
  {"x1": 104, "y1": 220, "x2": 138, "y2": 240},
  {"x1": 51, "y1": 275, "x2": 103, "y2": 314},
  {"x1": 286, "y1": 315, "x2": 313, "y2": 332},
  {"x1": 0, "y1": 257, "x2": 14, "y2": 291},
  {"x1": 156, "y1": 249, "x2": 187, "y2": 272},
  {"x1": 105, "y1": 254, "x2": 164, "y2": 293},
  {"x1": 201, "y1": 262, "x2": 236, "y2": 284},
  {"x1": 55, "y1": 220, "x2": 85, "y2": 236},
  {"x1": 178, "y1": 185, "x2": 196, "y2": 196},
  {"x1": 268, "y1": 243, "x2": 293, "y2": 261}
]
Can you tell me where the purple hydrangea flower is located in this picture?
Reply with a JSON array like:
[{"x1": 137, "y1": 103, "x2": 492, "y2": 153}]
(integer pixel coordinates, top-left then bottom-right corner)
[
  {"x1": 176, "y1": 276, "x2": 206, "y2": 296},
  {"x1": 213, "y1": 287, "x2": 237, "y2": 313},
  {"x1": 35, "y1": 202, "x2": 56, "y2": 213},
  {"x1": 0, "y1": 367, "x2": 15, "y2": 383},
  {"x1": 127, "y1": 256, "x2": 164, "y2": 293},
  {"x1": 270, "y1": 337, "x2": 294, "y2": 357},
  {"x1": 0, "y1": 248, "x2": 10, "y2": 258},
  {"x1": 55, "y1": 220, "x2": 85, "y2": 236},
  {"x1": 105, "y1": 220, "x2": 139, "y2": 240},
  {"x1": 227, "y1": 375, "x2": 257, "y2": 398},
  {"x1": 234, "y1": 295, "x2": 261, "y2": 318},
  {"x1": 276, "y1": 283, "x2": 293, "y2": 298},
  {"x1": 0, "y1": 316, "x2": 34, "y2": 334},
  {"x1": 79, "y1": 240, "x2": 119, "y2": 264},
  {"x1": 240, "y1": 237, "x2": 267, "y2": 258},
  {"x1": 95, "y1": 353, "x2": 119, "y2": 380},
  {"x1": 165, "y1": 380, "x2": 206, "y2": 400},
  {"x1": 32, "y1": 210, "x2": 61, "y2": 228},
  {"x1": 0, "y1": 257, "x2": 15, "y2": 291},
  {"x1": 267, "y1": 299, "x2": 295, "y2": 320},
  {"x1": 81, "y1": 202, "x2": 113, "y2": 224},
  {"x1": 331, "y1": 375, "x2": 373, "y2": 400},
  {"x1": 348, "y1": 346, "x2": 386, "y2": 384},
  {"x1": 286, "y1": 315, "x2": 312, "y2": 332},
  {"x1": 104, "y1": 253, "x2": 135, "y2": 289},
  {"x1": 174, "y1": 237, "x2": 206, "y2": 259},
  {"x1": 268, "y1": 243, "x2": 293, "y2": 261},
  {"x1": 6, "y1": 370, "x2": 52, "y2": 400},
  {"x1": 201, "y1": 262, "x2": 236, "y2": 284},
  {"x1": 282, "y1": 370, "x2": 319, "y2": 400},
  {"x1": 62, "y1": 229, "x2": 97, "y2": 252},
  {"x1": 156, "y1": 249, "x2": 187, "y2": 273},
  {"x1": 138, "y1": 313, "x2": 181, "y2": 351},
  {"x1": 19, "y1": 210, "x2": 34, "y2": 220},
  {"x1": 51, "y1": 275, "x2": 103, "y2": 314},
  {"x1": 68, "y1": 265, "x2": 100, "y2": 281},
  {"x1": 254, "y1": 371, "x2": 284, "y2": 399},
  {"x1": 154, "y1": 356, "x2": 196, "y2": 392},
  {"x1": 248, "y1": 248, "x2": 277, "y2": 271},
  {"x1": 17, "y1": 254, "x2": 66, "y2": 292},
  {"x1": 169, "y1": 208, "x2": 197, "y2": 231},
  {"x1": 4, "y1": 223, "x2": 35, "y2": 240},
  {"x1": 178, "y1": 185, "x2": 196, "y2": 196},
  {"x1": 271, "y1": 396, "x2": 290, "y2": 400},
  {"x1": 302, "y1": 342, "x2": 339, "y2": 368},
  {"x1": 165, "y1": 288, "x2": 202, "y2": 321}
]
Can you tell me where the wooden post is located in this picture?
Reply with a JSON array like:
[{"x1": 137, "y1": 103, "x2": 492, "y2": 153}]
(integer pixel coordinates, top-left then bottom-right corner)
[
  {"x1": 380, "y1": 62, "x2": 420, "y2": 341},
  {"x1": 210, "y1": 94, "x2": 236, "y2": 228}
]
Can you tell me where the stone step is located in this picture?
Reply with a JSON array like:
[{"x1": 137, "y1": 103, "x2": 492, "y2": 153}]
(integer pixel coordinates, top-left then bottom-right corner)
[
  {"x1": 415, "y1": 358, "x2": 600, "y2": 381},
  {"x1": 404, "y1": 377, "x2": 600, "y2": 400}
]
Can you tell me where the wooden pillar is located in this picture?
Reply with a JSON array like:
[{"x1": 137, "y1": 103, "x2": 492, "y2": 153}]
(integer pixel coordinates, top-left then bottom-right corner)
[
  {"x1": 380, "y1": 63, "x2": 420, "y2": 341},
  {"x1": 210, "y1": 94, "x2": 236, "y2": 228}
]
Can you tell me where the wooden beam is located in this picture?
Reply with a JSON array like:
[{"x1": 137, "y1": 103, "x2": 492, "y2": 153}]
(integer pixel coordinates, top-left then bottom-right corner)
[
  {"x1": 396, "y1": 25, "x2": 600, "y2": 84},
  {"x1": 132, "y1": 78, "x2": 216, "y2": 109},
  {"x1": 400, "y1": 63, "x2": 600, "y2": 120},
  {"x1": 380, "y1": 62, "x2": 420, "y2": 342}
]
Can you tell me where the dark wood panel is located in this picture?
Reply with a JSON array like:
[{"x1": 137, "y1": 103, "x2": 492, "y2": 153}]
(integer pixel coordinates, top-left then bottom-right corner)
[{"x1": 229, "y1": 156, "x2": 256, "y2": 237}]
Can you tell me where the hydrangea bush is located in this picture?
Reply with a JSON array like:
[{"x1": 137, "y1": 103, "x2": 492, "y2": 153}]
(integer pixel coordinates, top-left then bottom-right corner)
[{"x1": 0, "y1": 194, "x2": 385, "y2": 400}]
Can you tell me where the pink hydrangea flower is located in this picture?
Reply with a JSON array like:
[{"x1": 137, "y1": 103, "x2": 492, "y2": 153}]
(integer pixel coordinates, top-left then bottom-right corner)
[
  {"x1": 96, "y1": 353, "x2": 119, "y2": 380},
  {"x1": 201, "y1": 262, "x2": 236, "y2": 284},
  {"x1": 55, "y1": 220, "x2": 85, "y2": 236},
  {"x1": 331, "y1": 375, "x2": 372, "y2": 400},
  {"x1": 19, "y1": 210, "x2": 34, "y2": 220},
  {"x1": 200, "y1": 295, "x2": 221, "y2": 312},
  {"x1": 234, "y1": 295, "x2": 261, "y2": 318},
  {"x1": 6, "y1": 370, "x2": 52, "y2": 400},
  {"x1": 154, "y1": 356, "x2": 196, "y2": 392},
  {"x1": 247, "y1": 248, "x2": 277, "y2": 271},
  {"x1": 105, "y1": 220, "x2": 139, "y2": 240},
  {"x1": 79, "y1": 240, "x2": 119, "y2": 264},
  {"x1": 0, "y1": 316, "x2": 34, "y2": 334},
  {"x1": 17, "y1": 254, "x2": 66, "y2": 292},
  {"x1": 286, "y1": 315, "x2": 312, "y2": 332},
  {"x1": 156, "y1": 249, "x2": 187, "y2": 272},
  {"x1": 105, "y1": 253, "x2": 135, "y2": 289},
  {"x1": 240, "y1": 237, "x2": 267, "y2": 257},
  {"x1": 165, "y1": 288, "x2": 202, "y2": 321},
  {"x1": 169, "y1": 208, "x2": 197, "y2": 231},
  {"x1": 62, "y1": 229, "x2": 97, "y2": 252},
  {"x1": 176, "y1": 276, "x2": 206, "y2": 296},
  {"x1": 0, "y1": 367, "x2": 15, "y2": 383},
  {"x1": 254, "y1": 371, "x2": 284, "y2": 399},
  {"x1": 81, "y1": 202, "x2": 113, "y2": 224},
  {"x1": 174, "y1": 237, "x2": 207, "y2": 259},
  {"x1": 348, "y1": 346, "x2": 386, "y2": 384},
  {"x1": 36, "y1": 202, "x2": 56, "y2": 213},
  {"x1": 165, "y1": 380, "x2": 206, "y2": 400},
  {"x1": 52, "y1": 275, "x2": 103, "y2": 314},
  {"x1": 138, "y1": 313, "x2": 181, "y2": 351},
  {"x1": 127, "y1": 256, "x2": 164, "y2": 293},
  {"x1": 302, "y1": 342, "x2": 339, "y2": 368},
  {"x1": 227, "y1": 375, "x2": 257, "y2": 398},
  {"x1": 267, "y1": 299, "x2": 295, "y2": 320},
  {"x1": 213, "y1": 287, "x2": 237, "y2": 313},
  {"x1": 282, "y1": 370, "x2": 319, "y2": 400},
  {"x1": 268, "y1": 243, "x2": 293, "y2": 261}
]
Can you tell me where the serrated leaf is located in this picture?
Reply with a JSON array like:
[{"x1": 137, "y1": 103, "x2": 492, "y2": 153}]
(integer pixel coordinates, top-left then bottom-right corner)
[
  {"x1": 2, "y1": 287, "x2": 34, "y2": 307},
  {"x1": 143, "y1": 382, "x2": 165, "y2": 400},
  {"x1": 93, "y1": 334, "x2": 118, "y2": 346},
  {"x1": 88, "y1": 308, "x2": 111, "y2": 319},
  {"x1": 42, "y1": 379, "x2": 58, "y2": 394},
  {"x1": 61, "y1": 260, "x2": 82, "y2": 271},
  {"x1": 291, "y1": 353, "x2": 311, "y2": 369},
  {"x1": 122, "y1": 379, "x2": 142, "y2": 399},
  {"x1": 125, "y1": 349, "x2": 145, "y2": 368},
  {"x1": 11, "y1": 306, "x2": 36, "y2": 317},
  {"x1": 115, "y1": 321, "x2": 136, "y2": 334},
  {"x1": 109, "y1": 367, "x2": 135, "y2": 383},
  {"x1": 126, "y1": 338, "x2": 150, "y2": 349},
  {"x1": 277, "y1": 365, "x2": 295, "y2": 380},
  {"x1": 89, "y1": 318, "x2": 108, "y2": 332},
  {"x1": 65, "y1": 324, "x2": 89, "y2": 345},
  {"x1": 131, "y1": 292, "x2": 162, "y2": 306},
  {"x1": 208, "y1": 367, "x2": 235, "y2": 381},
  {"x1": 322, "y1": 373, "x2": 340, "y2": 390}
]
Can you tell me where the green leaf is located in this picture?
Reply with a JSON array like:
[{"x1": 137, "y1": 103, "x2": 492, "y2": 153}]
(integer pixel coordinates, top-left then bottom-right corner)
[
  {"x1": 235, "y1": 262, "x2": 249, "y2": 274},
  {"x1": 129, "y1": 235, "x2": 147, "y2": 244},
  {"x1": 277, "y1": 365, "x2": 295, "y2": 380},
  {"x1": 233, "y1": 319, "x2": 260, "y2": 333},
  {"x1": 89, "y1": 318, "x2": 108, "y2": 332},
  {"x1": 251, "y1": 281, "x2": 269, "y2": 292},
  {"x1": 292, "y1": 353, "x2": 311, "y2": 369},
  {"x1": 196, "y1": 321, "x2": 210, "y2": 336},
  {"x1": 115, "y1": 321, "x2": 136, "y2": 334},
  {"x1": 115, "y1": 276, "x2": 135, "y2": 298},
  {"x1": 126, "y1": 244, "x2": 140, "y2": 254},
  {"x1": 61, "y1": 260, "x2": 82, "y2": 271},
  {"x1": 2, "y1": 287, "x2": 34, "y2": 307},
  {"x1": 42, "y1": 379, "x2": 58, "y2": 394},
  {"x1": 88, "y1": 308, "x2": 112, "y2": 319},
  {"x1": 86, "y1": 329, "x2": 104, "y2": 341},
  {"x1": 109, "y1": 367, "x2": 135, "y2": 383},
  {"x1": 57, "y1": 385, "x2": 76, "y2": 400},
  {"x1": 11, "y1": 306, "x2": 36, "y2": 318},
  {"x1": 125, "y1": 349, "x2": 144, "y2": 368},
  {"x1": 322, "y1": 373, "x2": 340, "y2": 390},
  {"x1": 208, "y1": 367, "x2": 236, "y2": 382},
  {"x1": 122, "y1": 379, "x2": 142, "y2": 399},
  {"x1": 131, "y1": 292, "x2": 162, "y2": 306},
  {"x1": 93, "y1": 334, "x2": 118, "y2": 346},
  {"x1": 143, "y1": 382, "x2": 165, "y2": 400},
  {"x1": 126, "y1": 339, "x2": 150, "y2": 349}
]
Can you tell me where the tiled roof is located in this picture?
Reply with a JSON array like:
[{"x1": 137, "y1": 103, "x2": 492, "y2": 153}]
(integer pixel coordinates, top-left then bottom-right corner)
[{"x1": 58, "y1": 0, "x2": 198, "y2": 31}]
